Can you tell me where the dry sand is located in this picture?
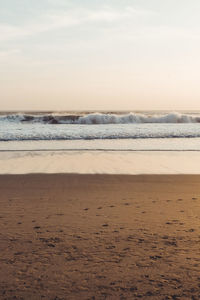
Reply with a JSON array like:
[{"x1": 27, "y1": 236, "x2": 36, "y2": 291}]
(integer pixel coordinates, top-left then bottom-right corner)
[{"x1": 0, "y1": 174, "x2": 200, "y2": 299}]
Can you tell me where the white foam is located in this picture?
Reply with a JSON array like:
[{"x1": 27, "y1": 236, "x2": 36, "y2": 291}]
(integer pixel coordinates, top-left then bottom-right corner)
[
  {"x1": 77, "y1": 112, "x2": 200, "y2": 124},
  {"x1": 1, "y1": 112, "x2": 200, "y2": 124},
  {"x1": 0, "y1": 122, "x2": 200, "y2": 141}
]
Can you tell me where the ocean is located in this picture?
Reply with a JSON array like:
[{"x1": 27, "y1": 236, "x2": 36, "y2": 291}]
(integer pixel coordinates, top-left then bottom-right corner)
[
  {"x1": 1, "y1": 111, "x2": 200, "y2": 174},
  {"x1": 1, "y1": 110, "x2": 200, "y2": 151}
]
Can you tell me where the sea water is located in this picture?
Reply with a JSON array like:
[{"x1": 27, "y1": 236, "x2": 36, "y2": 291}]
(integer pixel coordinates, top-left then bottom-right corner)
[
  {"x1": 1, "y1": 111, "x2": 200, "y2": 174},
  {"x1": 1, "y1": 110, "x2": 200, "y2": 149}
]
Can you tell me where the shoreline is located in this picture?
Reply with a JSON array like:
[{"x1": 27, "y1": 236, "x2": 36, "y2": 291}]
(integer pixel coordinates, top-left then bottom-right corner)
[
  {"x1": 1, "y1": 172, "x2": 200, "y2": 177},
  {"x1": 1, "y1": 174, "x2": 200, "y2": 299},
  {"x1": 1, "y1": 150, "x2": 200, "y2": 175}
]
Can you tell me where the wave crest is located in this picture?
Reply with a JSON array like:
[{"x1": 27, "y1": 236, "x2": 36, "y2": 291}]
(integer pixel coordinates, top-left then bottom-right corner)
[
  {"x1": 1, "y1": 112, "x2": 200, "y2": 124},
  {"x1": 78, "y1": 112, "x2": 200, "y2": 124}
]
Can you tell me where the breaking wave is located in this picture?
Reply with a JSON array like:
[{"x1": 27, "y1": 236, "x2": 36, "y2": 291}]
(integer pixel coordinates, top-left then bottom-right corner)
[
  {"x1": 0, "y1": 122, "x2": 200, "y2": 141},
  {"x1": 1, "y1": 112, "x2": 200, "y2": 124},
  {"x1": 77, "y1": 112, "x2": 200, "y2": 124}
]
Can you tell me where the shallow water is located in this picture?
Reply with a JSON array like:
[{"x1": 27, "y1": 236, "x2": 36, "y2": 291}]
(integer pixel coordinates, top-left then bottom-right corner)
[
  {"x1": 1, "y1": 150, "x2": 200, "y2": 174},
  {"x1": 1, "y1": 111, "x2": 200, "y2": 174}
]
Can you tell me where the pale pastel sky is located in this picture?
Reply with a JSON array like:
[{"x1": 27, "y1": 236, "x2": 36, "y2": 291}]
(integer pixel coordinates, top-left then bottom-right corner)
[{"x1": 1, "y1": 0, "x2": 200, "y2": 110}]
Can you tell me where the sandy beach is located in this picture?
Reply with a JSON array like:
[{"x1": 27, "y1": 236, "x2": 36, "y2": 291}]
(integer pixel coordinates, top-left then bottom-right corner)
[{"x1": 0, "y1": 174, "x2": 200, "y2": 299}]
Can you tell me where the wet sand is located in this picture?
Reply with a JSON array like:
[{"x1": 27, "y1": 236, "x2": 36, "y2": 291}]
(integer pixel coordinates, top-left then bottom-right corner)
[{"x1": 0, "y1": 174, "x2": 200, "y2": 299}]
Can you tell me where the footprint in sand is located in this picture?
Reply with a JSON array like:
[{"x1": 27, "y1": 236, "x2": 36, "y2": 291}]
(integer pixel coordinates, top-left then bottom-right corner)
[
  {"x1": 150, "y1": 255, "x2": 162, "y2": 260},
  {"x1": 162, "y1": 235, "x2": 169, "y2": 239},
  {"x1": 106, "y1": 245, "x2": 115, "y2": 249},
  {"x1": 164, "y1": 241, "x2": 177, "y2": 246},
  {"x1": 33, "y1": 226, "x2": 41, "y2": 230},
  {"x1": 123, "y1": 247, "x2": 130, "y2": 251},
  {"x1": 14, "y1": 252, "x2": 23, "y2": 256},
  {"x1": 47, "y1": 243, "x2": 55, "y2": 247}
]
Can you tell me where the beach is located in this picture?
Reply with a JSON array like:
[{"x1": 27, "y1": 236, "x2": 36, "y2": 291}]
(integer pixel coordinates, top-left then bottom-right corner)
[
  {"x1": 1, "y1": 174, "x2": 200, "y2": 299},
  {"x1": 2, "y1": 0, "x2": 200, "y2": 297}
]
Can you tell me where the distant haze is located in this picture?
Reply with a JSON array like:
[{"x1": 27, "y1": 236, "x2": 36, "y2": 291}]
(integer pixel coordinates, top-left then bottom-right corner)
[{"x1": 1, "y1": 0, "x2": 200, "y2": 110}]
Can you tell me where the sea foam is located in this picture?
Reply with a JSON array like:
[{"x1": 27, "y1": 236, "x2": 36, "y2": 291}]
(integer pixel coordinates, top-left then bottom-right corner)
[
  {"x1": 0, "y1": 112, "x2": 200, "y2": 124},
  {"x1": 77, "y1": 112, "x2": 200, "y2": 124}
]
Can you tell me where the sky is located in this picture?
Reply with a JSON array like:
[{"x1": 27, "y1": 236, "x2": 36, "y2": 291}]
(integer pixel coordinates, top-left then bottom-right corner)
[{"x1": 1, "y1": 0, "x2": 200, "y2": 111}]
